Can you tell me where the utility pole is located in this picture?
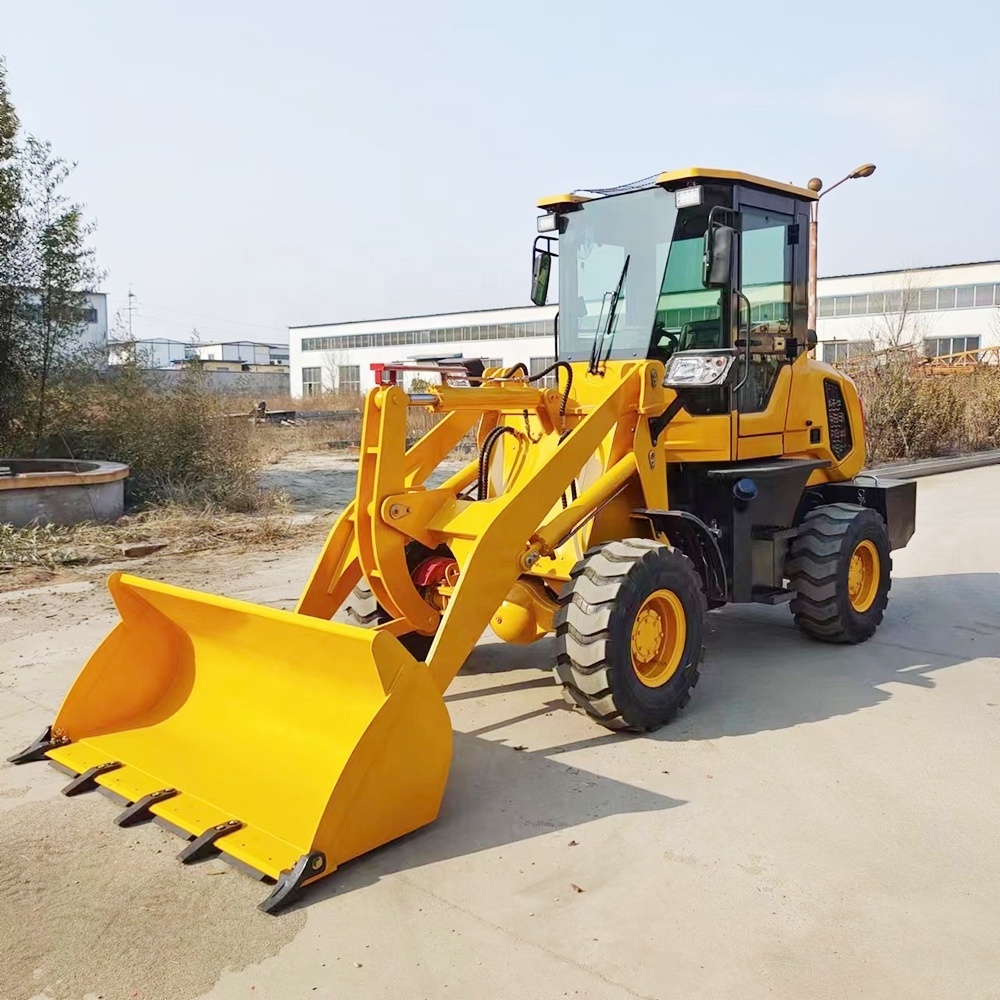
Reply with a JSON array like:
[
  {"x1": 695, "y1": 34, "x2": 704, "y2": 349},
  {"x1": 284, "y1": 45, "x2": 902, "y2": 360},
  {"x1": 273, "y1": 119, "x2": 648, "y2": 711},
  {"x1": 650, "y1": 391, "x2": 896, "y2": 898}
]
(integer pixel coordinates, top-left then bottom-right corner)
[{"x1": 127, "y1": 285, "x2": 136, "y2": 339}]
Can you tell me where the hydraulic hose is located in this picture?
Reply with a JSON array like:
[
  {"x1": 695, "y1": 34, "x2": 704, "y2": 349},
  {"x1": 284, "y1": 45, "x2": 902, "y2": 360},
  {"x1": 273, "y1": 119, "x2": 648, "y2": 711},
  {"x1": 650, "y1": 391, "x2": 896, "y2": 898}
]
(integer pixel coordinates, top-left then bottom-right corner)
[{"x1": 477, "y1": 425, "x2": 520, "y2": 500}]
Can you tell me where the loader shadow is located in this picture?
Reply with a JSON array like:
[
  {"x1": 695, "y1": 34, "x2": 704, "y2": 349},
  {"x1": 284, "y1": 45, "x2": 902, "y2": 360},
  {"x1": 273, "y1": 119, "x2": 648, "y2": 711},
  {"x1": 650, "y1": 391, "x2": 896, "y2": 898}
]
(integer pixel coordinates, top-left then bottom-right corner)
[
  {"x1": 294, "y1": 729, "x2": 682, "y2": 911},
  {"x1": 451, "y1": 572, "x2": 1000, "y2": 746},
  {"x1": 290, "y1": 572, "x2": 995, "y2": 911},
  {"x1": 652, "y1": 571, "x2": 1000, "y2": 742}
]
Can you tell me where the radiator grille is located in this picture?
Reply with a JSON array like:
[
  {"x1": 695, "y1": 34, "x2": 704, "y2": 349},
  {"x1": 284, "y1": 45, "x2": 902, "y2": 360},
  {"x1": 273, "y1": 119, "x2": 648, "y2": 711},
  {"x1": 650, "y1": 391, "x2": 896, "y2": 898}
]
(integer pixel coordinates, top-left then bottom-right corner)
[{"x1": 824, "y1": 378, "x2": 853, "y2": 460}]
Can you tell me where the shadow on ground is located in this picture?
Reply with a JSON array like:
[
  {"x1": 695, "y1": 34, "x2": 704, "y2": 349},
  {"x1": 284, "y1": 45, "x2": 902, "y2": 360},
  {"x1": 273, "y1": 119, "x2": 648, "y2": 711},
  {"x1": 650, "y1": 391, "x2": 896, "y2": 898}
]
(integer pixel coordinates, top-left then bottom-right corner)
[
  {"x1": 287, "y1": 728, "x2": 682, "y2": 912},
  {"x1": 289, "y1": 571, "x2": 997, "y2": 911},
  {"x1": 456, "y1": 572, "x2": 1000, "y2": 747}
]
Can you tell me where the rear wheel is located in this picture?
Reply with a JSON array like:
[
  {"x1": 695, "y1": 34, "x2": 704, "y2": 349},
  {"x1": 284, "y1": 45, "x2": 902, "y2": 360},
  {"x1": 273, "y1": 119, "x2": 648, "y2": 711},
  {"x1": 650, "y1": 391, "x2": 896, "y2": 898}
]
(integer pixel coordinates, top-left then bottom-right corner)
[
  {"x1": 553, "y1": 539, "x2": 706, "y2": 732},
  {"x1": 786, "y1": 503, "x2": 891, "y2": 644}
]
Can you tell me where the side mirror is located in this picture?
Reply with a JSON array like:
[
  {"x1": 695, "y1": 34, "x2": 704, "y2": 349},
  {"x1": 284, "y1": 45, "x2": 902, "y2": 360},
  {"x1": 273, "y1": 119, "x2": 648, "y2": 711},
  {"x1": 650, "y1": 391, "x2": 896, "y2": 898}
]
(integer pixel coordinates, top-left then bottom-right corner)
[
  {"x1": 531, "y1": 250, "x2": 552, "y2": 306},
  {"x1": 703, "y1": 224, "x2": 734, "y2": 288}
]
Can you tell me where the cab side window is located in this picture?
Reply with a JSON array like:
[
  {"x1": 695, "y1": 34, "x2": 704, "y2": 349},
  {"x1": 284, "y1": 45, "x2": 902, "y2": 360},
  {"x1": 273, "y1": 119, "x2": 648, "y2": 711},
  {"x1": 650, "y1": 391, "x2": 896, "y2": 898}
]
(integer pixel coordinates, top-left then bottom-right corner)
[{"x1": 737, "y1": 211, "x2": 793, "y2": 412}]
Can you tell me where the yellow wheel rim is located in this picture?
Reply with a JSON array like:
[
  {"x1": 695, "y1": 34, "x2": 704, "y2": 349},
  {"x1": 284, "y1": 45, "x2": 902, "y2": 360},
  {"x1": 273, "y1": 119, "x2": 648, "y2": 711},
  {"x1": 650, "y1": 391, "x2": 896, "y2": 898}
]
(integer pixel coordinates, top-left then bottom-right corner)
[
  {"x1": 848, "y1": 539, "x2": 880, "y2": 613},
  {"x1": 630, "y1": 589, "x2": 686, "y2": 688}
]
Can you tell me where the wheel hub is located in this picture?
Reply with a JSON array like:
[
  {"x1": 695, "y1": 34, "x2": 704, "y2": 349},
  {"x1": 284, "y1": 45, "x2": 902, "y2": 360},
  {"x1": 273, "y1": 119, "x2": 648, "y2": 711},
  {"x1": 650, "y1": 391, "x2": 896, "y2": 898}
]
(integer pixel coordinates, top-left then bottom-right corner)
[
  {"x1": 848, "y1": 540, "x2": 880, "y2": 613},
  {"x1": 630, "y1": 589, "x2": 686, "y2": 688}
]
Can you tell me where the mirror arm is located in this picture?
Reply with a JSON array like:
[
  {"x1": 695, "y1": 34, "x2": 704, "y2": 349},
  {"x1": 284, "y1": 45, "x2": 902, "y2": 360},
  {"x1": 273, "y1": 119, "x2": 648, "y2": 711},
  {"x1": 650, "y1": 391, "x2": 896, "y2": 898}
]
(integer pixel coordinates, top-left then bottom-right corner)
[{"x1": 532, "y1": 235, "x2": 559, "y2": 258}]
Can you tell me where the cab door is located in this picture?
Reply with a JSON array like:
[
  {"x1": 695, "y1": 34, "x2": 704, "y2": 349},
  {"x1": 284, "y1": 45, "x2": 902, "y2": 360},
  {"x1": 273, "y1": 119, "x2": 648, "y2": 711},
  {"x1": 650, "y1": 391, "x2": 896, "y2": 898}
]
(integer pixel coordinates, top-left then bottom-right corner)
[{"x1": 732, "y1": 189, "x2": 807, "y2": 459}]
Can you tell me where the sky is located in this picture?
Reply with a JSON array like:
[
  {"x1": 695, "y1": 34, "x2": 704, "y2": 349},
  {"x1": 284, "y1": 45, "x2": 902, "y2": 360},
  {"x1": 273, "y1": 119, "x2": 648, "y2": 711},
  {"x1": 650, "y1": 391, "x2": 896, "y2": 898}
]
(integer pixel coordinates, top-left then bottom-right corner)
[{"x1": 2, "y1": 0, "x2": 998, "y2": 345}]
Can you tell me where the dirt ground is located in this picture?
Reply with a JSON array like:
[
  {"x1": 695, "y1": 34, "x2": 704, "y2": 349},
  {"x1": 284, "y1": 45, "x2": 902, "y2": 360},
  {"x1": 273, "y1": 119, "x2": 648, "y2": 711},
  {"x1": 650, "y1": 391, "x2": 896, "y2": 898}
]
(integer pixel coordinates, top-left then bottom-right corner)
[{"x1": 1, "y1": 464, "x2": 999, "y2": 1000}]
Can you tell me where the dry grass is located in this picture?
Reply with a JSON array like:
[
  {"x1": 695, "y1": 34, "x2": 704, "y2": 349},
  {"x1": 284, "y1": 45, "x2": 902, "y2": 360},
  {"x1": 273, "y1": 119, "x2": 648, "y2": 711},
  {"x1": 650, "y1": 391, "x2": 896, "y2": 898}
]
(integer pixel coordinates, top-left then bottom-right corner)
[
  {"x1": 0, "y1": 501, "x2": 326, "y2": 576},
  {"x1": 852, "y1": 358, "x2": 1000, "y2": 464},
  {"x1": 242, "y1": 399, "x2": 478, "y2": 465}
]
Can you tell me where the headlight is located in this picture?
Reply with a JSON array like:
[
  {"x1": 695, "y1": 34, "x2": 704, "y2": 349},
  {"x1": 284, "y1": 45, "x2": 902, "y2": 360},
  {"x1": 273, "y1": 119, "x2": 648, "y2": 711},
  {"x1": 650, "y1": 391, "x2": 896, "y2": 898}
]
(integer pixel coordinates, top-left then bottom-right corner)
[
  {"x1": 663, "y1": 351, "x2": 736, "y2": 387},
  {"x1": 674, "y1": 185, "x2": 703, "y2": 209}
]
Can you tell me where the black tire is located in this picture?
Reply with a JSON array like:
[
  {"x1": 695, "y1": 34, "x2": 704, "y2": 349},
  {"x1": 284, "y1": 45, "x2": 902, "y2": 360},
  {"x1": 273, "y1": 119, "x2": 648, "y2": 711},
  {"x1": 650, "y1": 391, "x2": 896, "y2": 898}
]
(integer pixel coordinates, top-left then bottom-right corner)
[
  {"x1": 342, "y1": 543, "x2": 445, "y2": 660},
  {"x1": 786, "y1": 503, "x2": 892, "y2": 644},
  {"x1": 553, "y1": 539, "x2": 706, "y2": 732},
  {"x1": 344, "y1": 582, "x2": 385, "y2": 628}
]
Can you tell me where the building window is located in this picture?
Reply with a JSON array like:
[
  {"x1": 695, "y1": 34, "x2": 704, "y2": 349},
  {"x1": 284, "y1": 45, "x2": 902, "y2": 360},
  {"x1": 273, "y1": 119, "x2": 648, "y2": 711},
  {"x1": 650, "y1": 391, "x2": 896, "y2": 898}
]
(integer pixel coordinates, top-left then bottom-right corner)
[
  {"x1": 823, "y1": 340, "x2": 874, "y2": 364},
  {"x1": 338, "y1": 365, "x2": 361, "y2": 393},
  {"x1": 302, "y1": 366, "x2": 323, "y2": 396},
  {"x1": 974, "y1": 284, "x2": 995, "y2": 307},
  {"x1": 925, "y1": 336, "x2": 981, "y2": 358},
  {"x1": 936, "y1": 287, "x2": 957, "y2": 310},
  {"x1": 483, "y1": 357, "x2": 504, "y2": 370},
  {"x1": 82, "y1": 307, "x2": 98, "y2": 324},
  {"x1": 529, "y1": 356, "x2": 557, "y2": 387},
  {"x1": 918, "y1": 288, "x2": 938, "y2": 311}
]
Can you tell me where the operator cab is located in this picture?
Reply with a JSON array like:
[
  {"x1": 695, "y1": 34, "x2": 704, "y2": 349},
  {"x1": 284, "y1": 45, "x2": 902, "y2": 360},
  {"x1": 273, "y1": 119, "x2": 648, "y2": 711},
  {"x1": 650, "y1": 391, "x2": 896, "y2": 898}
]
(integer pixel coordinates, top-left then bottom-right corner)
[{"x1": 531, "y1": 169, "x2": 818, "y2": 414}]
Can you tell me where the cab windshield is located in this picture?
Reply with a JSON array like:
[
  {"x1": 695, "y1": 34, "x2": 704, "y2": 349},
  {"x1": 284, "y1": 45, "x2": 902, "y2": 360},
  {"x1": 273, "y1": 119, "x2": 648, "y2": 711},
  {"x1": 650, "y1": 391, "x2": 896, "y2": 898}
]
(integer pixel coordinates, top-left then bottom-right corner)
[{"x1": 557, "y1": 186, "x2": 726, "y2": 363}]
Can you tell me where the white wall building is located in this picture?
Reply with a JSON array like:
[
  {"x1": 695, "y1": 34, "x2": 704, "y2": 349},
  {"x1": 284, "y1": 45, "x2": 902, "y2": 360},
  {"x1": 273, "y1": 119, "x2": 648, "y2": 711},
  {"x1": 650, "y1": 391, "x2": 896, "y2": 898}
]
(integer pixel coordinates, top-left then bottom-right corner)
[
  {"x1": 815, "y1": 260, "x2": 1000, "y2": 362},
  {"x1": 109, "y1": 338, "x2": 289, "y2": 370},
  {"x1": 195, "y1": 340, "x2": 289, "y2": 366},
  {"x1": 80, "y1": 291, "x2": 109, "y2": 352},
  {"x1": 108, "y1": 337, "x2": 188, "y2": 368},
  {"x1": 289, "y1": 261, "x2": 1000, "y2": 397},
  {"x1": 290, "y1": 305, "x2": 558, "y2": 396}
]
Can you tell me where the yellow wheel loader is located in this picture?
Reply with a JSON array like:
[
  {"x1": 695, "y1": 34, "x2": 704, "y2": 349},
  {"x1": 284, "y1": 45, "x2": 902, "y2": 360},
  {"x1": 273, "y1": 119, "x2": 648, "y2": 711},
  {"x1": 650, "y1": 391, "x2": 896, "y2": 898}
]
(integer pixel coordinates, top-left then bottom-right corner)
[{"x1": 10, "y1": 167, "x2": 916, "y2": 912}]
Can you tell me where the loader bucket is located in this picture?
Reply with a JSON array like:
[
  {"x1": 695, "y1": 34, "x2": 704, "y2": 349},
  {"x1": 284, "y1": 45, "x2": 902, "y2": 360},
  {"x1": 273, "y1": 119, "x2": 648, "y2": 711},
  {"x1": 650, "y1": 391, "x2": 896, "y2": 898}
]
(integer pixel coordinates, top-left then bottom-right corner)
[{"x1": 36, "y1": 572, "x2": 453, "y2": 912}]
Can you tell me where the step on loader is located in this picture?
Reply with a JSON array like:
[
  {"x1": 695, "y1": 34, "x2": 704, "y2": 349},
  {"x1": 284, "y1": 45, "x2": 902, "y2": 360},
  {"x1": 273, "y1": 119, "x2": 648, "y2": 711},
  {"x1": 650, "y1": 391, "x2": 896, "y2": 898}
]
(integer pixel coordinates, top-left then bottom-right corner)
[{"x1": 11, "y1": 167, "x2": 916, "y2": 912}]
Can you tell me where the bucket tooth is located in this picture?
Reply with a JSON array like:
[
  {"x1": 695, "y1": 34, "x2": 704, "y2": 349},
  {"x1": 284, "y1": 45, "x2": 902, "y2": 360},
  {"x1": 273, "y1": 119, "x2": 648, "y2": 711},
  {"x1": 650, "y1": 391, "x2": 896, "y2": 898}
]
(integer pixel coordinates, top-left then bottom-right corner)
[
  {"x1": 259, "y1": 852, "x2": 327, "y2": 915},
  {"x1": 177, "y1": 819, "x2": 245, "y2": 864},
  {"x1": 61, "y1": 761, "x2": 123, "y2": 796},
  {"x1": 8, "y1": 727, "x2": 70, "y2": 765},
  {"x1": 114, "y1": 788, "x2": 179, "y2": 827}
]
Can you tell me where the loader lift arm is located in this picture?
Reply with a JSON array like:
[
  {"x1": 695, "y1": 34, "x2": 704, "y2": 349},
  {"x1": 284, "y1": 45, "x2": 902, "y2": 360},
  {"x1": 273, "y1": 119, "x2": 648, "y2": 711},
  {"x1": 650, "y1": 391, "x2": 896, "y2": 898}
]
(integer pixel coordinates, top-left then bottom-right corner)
[{"x1": 298, "y1": 364, "x2": 652, "y2": 696}]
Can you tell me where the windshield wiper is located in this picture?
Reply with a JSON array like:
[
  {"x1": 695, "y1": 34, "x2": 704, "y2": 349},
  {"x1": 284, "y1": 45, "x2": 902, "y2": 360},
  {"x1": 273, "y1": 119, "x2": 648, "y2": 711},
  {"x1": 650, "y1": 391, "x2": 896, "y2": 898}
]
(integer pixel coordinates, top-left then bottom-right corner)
[{"x1": 588, "y1": 254, "x2": 630, "y2": 375}]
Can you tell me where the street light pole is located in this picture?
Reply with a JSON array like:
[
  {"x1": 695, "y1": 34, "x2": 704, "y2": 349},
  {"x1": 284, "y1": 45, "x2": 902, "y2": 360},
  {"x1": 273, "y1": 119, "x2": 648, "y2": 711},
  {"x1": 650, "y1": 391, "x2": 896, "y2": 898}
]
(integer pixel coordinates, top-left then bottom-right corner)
[{"x1": 806, "y1": 163, "x2": 876, "y2": 338}]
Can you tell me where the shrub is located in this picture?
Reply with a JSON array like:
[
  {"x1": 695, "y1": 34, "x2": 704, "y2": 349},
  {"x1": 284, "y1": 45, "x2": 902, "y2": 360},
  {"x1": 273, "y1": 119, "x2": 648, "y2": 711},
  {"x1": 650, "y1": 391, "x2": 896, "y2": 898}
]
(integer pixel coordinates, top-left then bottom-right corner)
[
  {"x1": 852, "y1": 356, "x2": 1000, "y2": 464},
  {"x1": 66, "y1": 361, "x2": 268, "y2": 512}
]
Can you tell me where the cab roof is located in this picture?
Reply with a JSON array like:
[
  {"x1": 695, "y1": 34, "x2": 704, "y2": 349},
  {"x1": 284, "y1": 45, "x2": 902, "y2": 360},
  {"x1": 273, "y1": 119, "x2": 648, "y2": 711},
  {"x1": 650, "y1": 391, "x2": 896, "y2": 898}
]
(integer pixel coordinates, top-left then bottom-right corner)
[{"x1": 537, "y1": 167, "x2": 819, "y2": 210}]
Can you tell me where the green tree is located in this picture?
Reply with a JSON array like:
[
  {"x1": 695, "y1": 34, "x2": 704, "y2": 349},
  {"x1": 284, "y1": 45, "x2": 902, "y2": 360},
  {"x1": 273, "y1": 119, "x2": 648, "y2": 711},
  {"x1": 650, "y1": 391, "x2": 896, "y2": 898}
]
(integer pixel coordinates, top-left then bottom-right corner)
[
  {"x1": 0, "y1": 57, "x2": 26, "y2": 447},
  {"x1": 0, "y1": 58, "x2": 101, "y2": 454},
  {"x1": 18, "y1": 134, "x2": 101, "y2": 448}
]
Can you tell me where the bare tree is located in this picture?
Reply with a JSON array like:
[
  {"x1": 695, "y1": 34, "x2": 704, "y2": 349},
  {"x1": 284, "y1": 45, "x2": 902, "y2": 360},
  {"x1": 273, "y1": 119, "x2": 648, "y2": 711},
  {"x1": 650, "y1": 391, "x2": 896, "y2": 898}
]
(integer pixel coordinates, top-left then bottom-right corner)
[
  {"x1": 323, "y1": 349, "x2": 357, "y2": 394},
  {"x1": 856, "y1": 269, "x2": 937, "y2": 353},
  {"x1": 989, "y1": 307, "x2": 1000, "y2": 353}
]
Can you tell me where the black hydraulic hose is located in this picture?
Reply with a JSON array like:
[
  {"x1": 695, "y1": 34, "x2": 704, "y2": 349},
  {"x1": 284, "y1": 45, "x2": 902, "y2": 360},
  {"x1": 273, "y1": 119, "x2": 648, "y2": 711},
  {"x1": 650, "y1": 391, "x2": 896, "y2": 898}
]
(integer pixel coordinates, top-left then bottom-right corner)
[
  {"x1": 557, "y1": 428, "x2": 579, "y2": 509},
  {"x1": 525, "y1": 359, "x2": 573, "y2": 417},
  {"x1": 477, "y1": 425, "x2": 519, "y2": 500},
  {"x1": 482, "y1": 361, "x2": 575, "y2": 504}
]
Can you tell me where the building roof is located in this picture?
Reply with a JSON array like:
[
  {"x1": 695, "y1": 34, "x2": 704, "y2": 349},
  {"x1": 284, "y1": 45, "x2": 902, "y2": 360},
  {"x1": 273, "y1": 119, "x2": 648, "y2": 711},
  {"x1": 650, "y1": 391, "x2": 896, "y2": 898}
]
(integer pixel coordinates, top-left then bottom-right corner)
[
  {"x1": 198, "y1": 340, "x2": 287, "y2": 348},
  {"x1": 289, "y1": 303, "x2": 557, "y2": 332},
  {"x1": 820, "y1": 259, "x2": 1000, "y2": 281}
]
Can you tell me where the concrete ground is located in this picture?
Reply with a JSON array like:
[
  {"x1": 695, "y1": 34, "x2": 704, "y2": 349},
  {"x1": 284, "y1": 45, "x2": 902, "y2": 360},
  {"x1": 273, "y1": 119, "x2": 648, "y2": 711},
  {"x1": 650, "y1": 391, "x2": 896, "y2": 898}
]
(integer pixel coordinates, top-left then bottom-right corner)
[{"x1": 1, "y1": 467, "x2": 998, "y2": 1000}]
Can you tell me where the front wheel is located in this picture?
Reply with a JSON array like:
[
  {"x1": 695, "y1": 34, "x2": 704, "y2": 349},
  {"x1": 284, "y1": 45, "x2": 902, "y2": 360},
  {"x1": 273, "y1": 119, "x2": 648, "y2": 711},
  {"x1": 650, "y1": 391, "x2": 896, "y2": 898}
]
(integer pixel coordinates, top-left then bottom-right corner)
[
  {"x1": 786, "y1": 503, "x2": 892, "y2": 644},
  {"x1": 553, "y1": 539, "x2": 706, "y2": 732},
  {"x1": 341, "y1": 542, "x2": 449, "y2": 660}
]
